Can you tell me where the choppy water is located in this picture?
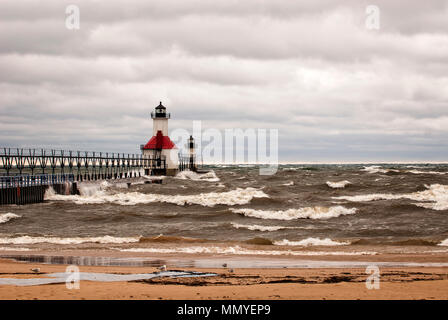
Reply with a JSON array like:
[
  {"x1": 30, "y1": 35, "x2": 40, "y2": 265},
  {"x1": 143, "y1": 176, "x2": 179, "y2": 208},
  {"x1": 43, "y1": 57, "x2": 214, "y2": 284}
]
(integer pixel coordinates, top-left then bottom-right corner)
[{"x1": 1, "y1": 164, "x2": 448, "y2": 253}]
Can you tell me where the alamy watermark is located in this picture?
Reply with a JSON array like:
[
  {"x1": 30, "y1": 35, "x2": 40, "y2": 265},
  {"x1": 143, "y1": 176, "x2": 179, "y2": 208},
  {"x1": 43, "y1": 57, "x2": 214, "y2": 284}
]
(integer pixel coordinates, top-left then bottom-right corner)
[
  {"x1": 365, "y1": 265, "x2": 380, "y2": 289},
  {"x1": 171, "y1": 121, "x2": 279, "y2": 175},
  {"x1": 65, "y1": 5, "x2": 80, "y2": 30},
  {"x1": 365, "y1": 5, "x2": 380, "y2": 30},
  {"x1": 65, "y1": 265, "x2": 80, "y2": 290}
]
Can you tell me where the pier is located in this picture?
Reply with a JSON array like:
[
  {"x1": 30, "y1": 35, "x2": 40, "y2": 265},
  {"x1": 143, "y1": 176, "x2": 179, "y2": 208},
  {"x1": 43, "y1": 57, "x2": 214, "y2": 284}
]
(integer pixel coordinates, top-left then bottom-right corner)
[{"x1": 0, "y1": 147, "x2": 166, "y2": 205}]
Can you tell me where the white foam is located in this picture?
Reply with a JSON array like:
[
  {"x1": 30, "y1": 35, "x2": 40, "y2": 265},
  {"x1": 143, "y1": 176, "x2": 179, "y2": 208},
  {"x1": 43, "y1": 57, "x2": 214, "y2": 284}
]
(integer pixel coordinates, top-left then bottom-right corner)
[
  {"x1": 0, "y1": 213, "x2": 21, "y2": 224},
  {"x1": 274, "y1": 238, "x2": 350, "y2": 246},
  {"x1": 334, "y1": 184, "x2": 448, "y2": 210},
  {"x1": 282, "y1": 181, "x2": 294, "y2": 186},
  {"x1": 231, "y1": 222, "x2": 288, "y2": 232},
  {"x1": 78, "y1": 183, "x2": 105, "y2": 196},
  {"x1": 282, "y1": 167, "x2": 299, "y2": 171},
  {"x1": 45, "y1": 187, "x2": 268, "y2": 207},
  {"x1": 438, "y1": 239, "x2": 448, "y2": 246},
  {"x1": 144, "y1": 175, "x2": 166, "y2": 181},
  {"x1": 0, "y1": 247, "x2": 31, "y2": 251},
  {"x1": 407, "y1": 170, "x2": 446, "y2": 175},
  {"x1": 362, "y1": 165, "x2": 399, "y2": 174},
  {"x1": 326, "y1": 180, "x2": 351, "y2": 189},
  {"x1": 362, "y1": 166, "x2": 446, "y2": 175},
  {"x1": 0, "y1": 235, "x2": 140, "y2": 245},
  {"x1": 175, "y1": 170, "x2": 220, "y2": 182},
  {"x1": 116, "y1": 246, "x2": 376, "y2": 256},
  {"x1": 231, "y1": 206, "x2": 357, "y2": 220}
]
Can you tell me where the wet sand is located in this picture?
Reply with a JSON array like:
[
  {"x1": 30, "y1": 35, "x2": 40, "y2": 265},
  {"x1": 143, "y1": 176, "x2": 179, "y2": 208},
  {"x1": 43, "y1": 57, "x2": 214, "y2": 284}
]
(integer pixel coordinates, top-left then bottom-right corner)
[{"x1": 0, "y1": 250, "x2": 447, "y2": 300}]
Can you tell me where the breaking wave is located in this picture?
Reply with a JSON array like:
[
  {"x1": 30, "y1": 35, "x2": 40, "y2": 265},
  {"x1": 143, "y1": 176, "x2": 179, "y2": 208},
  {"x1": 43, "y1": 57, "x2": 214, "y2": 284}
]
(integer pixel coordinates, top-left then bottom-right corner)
[
  {"x1": 0, "y1": 247, "x2": 31, "y2": 251},
  {"x1": 439, "y1": 239, "x2": 448, "y2": 246},
  {"x1": 362, "y1": 165, "x2": 446, "y2": 176},
  {"x1": 274, "y1": 238, "x2": 350, "y2": 246},
  {"x1": 333, "y1": 184, "x2": 448, "y2": 210},
  {"x1": 230, "y1": 206, "x2": 357, "y2": 220},
  {"x1": 138, "y1": 234, "x2": 208, "y2": 243},
  {"x1": 45, "y1": 187, "x2": 268, "y2": 207},
  {"x1": 116, "y1": 246, "x2": 376, "y2": 256},
  {"x1": 175, "y1": 170, "x2": 220, "y2": 182},
  {"x1": 326, "y1": 180, "x2": 351, "y2": 189},
  {"x1": 0, "y1": 213, "x2": 21, "y2": 224},
  {"x1": 362, "y1": 166, "x2": 399, "y2": 174},
  {"x1": 231, "y1": 223, "x2": 289, "y2": 232},
  {"x1": 0, "y1": 235, "x2": 140, "y2": 245},
  {"x1": 407, "y1": 170, "x2": 447, "y2": 175}
]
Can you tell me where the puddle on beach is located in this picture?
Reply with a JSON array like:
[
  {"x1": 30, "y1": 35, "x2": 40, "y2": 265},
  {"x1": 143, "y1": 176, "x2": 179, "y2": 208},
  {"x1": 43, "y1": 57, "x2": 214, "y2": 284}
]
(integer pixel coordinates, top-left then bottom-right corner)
[
  {"x1": 0, "y1": 270, "x2": 217, "y2": 286},
  {"x1": 2, "y1": 254, "x2": 448, "y2": 269}
]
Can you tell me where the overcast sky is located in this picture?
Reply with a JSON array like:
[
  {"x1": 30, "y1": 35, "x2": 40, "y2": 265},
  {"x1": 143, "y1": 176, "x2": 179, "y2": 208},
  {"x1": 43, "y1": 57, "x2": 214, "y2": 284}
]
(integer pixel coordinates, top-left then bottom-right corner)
[{"x1": 1, "y1": 0, "x2": 448, "y2": 163}]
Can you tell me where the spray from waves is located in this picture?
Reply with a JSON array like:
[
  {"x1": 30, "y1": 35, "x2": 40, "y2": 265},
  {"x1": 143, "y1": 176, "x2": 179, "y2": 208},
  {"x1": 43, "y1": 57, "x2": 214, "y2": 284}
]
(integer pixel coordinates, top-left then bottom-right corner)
[
  {"x1": 326, "y1": 181, "x2": 351, "y2": 189},
  {"x1": 439, "y1": 239, "x2": 448, "y2": 246},
  {"x1": 175, "y1": 170, "x2": 220, "y2": 182},
  {"x1": 407, "y1": 170, "x2": 447, "y2": 175},
  {"x1": 230, "y1": 206, "x2": 357, "y2": 220},
  {"x1": 74, "y1": 181, "x2": 130, "y2": 196},
  {"x1": 0, "y1": 213, "x2": 21, "y2": 224},
  {"x1": 0, "y1": 235, "x2": 140, "y2": 245},
  {"x1": 45, "y1": 187, "x2": 268, "y2": 207},
  {"x1": 274, "y1": 238, "x2": 350, "y2": 246},
  {"x1": 231, "y1": 222, "x2": 290, "y2": 232},
  {"x1": 116, "y1": 246, "x2": 376, "y2": 256},
  {"x1": 333, "y1": 184, "x2": 448, "y2": 210},
  {"x1": 362, "y1": 166, "x2": 399, "y2": 174},
  {"x1": 362, "y1": 165, "x2": 446, "y2": 176}
]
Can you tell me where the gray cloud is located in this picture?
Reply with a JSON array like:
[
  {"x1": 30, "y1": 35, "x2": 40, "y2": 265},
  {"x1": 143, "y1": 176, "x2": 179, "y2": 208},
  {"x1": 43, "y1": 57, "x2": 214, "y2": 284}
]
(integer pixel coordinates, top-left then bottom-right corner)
[{"x1": 0, "y1": 0, "x2": 447, "y2": 162}]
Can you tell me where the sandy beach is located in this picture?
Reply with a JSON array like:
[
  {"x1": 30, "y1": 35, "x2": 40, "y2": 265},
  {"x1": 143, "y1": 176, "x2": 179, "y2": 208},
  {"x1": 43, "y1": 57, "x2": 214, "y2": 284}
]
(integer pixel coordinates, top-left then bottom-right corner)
[{"x1": 0, "y1": 249, "x2": 447, "y2": 300}]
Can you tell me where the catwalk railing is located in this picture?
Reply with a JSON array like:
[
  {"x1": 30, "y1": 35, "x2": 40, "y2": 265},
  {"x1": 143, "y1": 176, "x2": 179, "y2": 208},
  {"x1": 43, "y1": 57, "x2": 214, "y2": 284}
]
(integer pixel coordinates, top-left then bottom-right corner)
[
  {"x1": 179, "y1": 154, "x2": 197, "y2": 172},
  {"x1": 0, "y1": 148, "x2": 166, "y2": 187},
  {"x1": 0, "y1": 173, "x2": 74, "y2": 189}
]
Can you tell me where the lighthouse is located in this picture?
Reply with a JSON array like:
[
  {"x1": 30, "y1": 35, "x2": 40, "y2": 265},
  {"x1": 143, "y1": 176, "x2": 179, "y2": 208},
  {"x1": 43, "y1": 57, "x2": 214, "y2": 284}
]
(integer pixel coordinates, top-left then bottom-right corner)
[{"x1": 141, "y1": 101, "x2": 179, "y2": 176}]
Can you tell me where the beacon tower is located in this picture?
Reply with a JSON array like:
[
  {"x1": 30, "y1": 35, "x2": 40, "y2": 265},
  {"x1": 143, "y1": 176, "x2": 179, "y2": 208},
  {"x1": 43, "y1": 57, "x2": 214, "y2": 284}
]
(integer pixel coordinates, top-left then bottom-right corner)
[{"x1": 141, "y1": 101, "x2": 179, "y2": 176}]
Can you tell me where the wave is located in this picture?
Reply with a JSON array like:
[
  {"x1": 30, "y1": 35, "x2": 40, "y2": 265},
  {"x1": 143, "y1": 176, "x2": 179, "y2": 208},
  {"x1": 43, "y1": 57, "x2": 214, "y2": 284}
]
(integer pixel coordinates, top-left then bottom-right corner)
[
  {"x1": 281, "y1": 181, "x2": 294, "y2": 186},
  {"x1": 0, "y1": 247, "x2": 31, "y2": 251},
  {"x1": 333, "y1": 184, "x2": 448, "y2": 210},
  {"x1": 361, "y1": 165, "x2": 399, "y2": 174},
  {"x1": 244, "y1": 237, "x2": 273, "y2": 245},
  {"x1": 274, "y1": 238, "x2": 350, "y2": 246},
  {"x1": 0, "y1": 213, "x2": 21, "y2": 224},
  {"x1": 45, "y1": 187, "x2": 268, "y2": 207},
  {"x1": 175, "y1": 170, "x2": 220, "y2": 182},
  {"x1": 326, "y1": 180, "x2": 351, "y2": 189},
  {"x1": 362, "y1": 165, "x2": 446, "y2": 176},
  {"x1": 0, "y1": 235, "x2": 140, "y2": 245},
  {"x1": 351, "y1": 239, "x2": 438, "y2": 246},
  {"x1": 116, "y1": 246, "x2": 376, "y2": 256},
  {"x1": 281, "y1": 167, "x2": 299, "y2": 171},
  {"x1": 439, "y1": 239, "x2": 448, "y2": 246},
  {"x1": 407, "y1": 170, "x2": 447, "y2": 175},
  {"x1": 139, "y1": 234, "x2": 208, "y2": 243},
  {"x1": 230, "y1": 206, "x2": 357, "y2": 220},
  {"x1": 231, "y1": 222, "x2": 289, "y2": 232}
]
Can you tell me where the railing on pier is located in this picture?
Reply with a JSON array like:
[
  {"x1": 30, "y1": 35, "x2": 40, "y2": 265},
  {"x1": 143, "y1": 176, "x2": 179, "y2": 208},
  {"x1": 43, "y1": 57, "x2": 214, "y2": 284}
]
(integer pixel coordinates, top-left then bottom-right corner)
[
  {"x1": 0, "y1": 147, "x2": 166, "y2": 186},
  {"x1": 179, "y1": 153, "x2": 197, "y2": 172},
  {"x1": 0, "y1": 173, "x2": 75, "y2": 189}
]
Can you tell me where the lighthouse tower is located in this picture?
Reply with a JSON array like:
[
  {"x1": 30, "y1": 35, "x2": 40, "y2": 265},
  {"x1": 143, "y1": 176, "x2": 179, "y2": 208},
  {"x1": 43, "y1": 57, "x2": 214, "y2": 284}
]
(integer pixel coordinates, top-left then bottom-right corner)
[{"x1": 141, "y1": 101, "x2": 179, "y2": 176}]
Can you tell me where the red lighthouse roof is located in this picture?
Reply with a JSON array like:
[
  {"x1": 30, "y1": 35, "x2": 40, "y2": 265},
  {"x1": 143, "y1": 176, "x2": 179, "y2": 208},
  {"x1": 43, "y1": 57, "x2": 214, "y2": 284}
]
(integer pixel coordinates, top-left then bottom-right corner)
[{"x1": 143, "y1": 130, "x2": 176, "y2": 150}]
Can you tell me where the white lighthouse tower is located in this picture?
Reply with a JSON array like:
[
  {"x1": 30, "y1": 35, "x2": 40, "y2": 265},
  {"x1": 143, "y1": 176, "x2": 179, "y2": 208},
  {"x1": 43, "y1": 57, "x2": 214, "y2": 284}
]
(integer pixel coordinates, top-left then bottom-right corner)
[{"x1": 141, "y1": 101, "x2": 179, "y2": 176}]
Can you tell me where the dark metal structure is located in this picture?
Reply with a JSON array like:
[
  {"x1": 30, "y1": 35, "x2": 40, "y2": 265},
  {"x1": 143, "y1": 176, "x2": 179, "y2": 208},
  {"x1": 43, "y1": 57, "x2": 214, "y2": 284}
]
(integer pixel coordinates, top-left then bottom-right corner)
[
  {"x1": 178, "y1": 154, "x2": 196, "y2": 172},
  {"x1": 0, "y1": 147, "x2": 166, "y2": 205},
  {"x1": 0, "y1": 147, "x2": 165, "y2": 179}
]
